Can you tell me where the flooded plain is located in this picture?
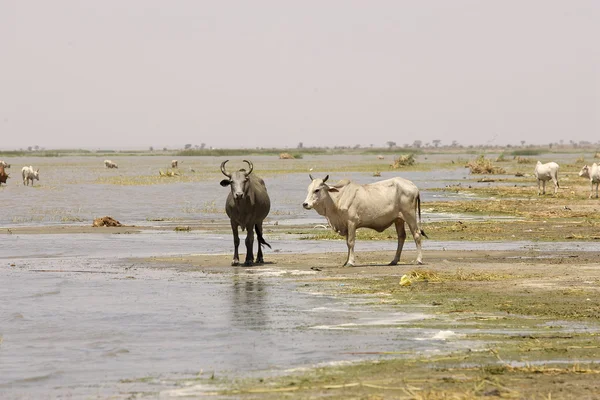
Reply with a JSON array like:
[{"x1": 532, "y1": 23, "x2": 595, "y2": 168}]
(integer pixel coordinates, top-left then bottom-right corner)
[
  {"x1": 2, "y1": 153, "x2": 599, "y2": 398},
  {"x1": 0, "y1": 154, "x2": 523, "y2": 227}
]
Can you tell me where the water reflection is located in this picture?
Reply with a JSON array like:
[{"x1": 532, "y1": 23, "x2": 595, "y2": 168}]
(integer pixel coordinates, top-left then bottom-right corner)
[{"x1": 230, "y1": 270, "x2": 269, "y2": 331}]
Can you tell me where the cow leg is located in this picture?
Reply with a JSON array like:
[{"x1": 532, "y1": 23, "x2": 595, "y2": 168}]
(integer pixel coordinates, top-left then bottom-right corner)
[
  {"x1": 231, "y1": 222, "x2": 240, "y2": 266},
  {"x1": 542, "y1": 180, "x2": 546, "y2": 195},
  {"x1": 552, "y1": 178, "x2": 558, "y2": 194},
  {"x1": 390, "y1": 220, "x2": 407, "y2": 265},
  {"x1": 404, "y1": 214, "x2": 424, "y2": 265},
  {"x1": 344, "y1": 222, "x2": 357, "y2": 267},
  {"x1": 537, "y1": 180, "x2": 541, "y2": 195},
  {"x1": 244, "y1": 226, "x2": 255, "y2": 266}
]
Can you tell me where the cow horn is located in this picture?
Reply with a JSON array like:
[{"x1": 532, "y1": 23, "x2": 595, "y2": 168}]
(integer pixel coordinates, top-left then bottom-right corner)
[
  {"x1": 220, "y1": 160, "x2": 232, "y2": 178},
  {"x1": 243, "y1": 160, "x2": 253, "y2": 176},
  {"x1": 323, "y1": 175, "x2": 329, "y2": 183},
  {"x1": 309, "y1": 174, "x2": 314, "y2": 181}
]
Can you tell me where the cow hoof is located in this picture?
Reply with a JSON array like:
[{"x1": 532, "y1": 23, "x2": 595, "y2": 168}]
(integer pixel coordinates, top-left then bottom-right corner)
[
  {"x1": 231, "y1": 260, "x2": 240, "y2": 266},
  {"x1": 256, "y1": 258, "x2": 264, "y2": 264},
  {"x1": 244, "y1": 261, "x2": 254, "y2": 267},
  {"x1": 389, "y1": 261, "x2": 399, "y2": 266},
  {"x1": 416, "y1": 260, "x2": 423, "y2": 265},
  {"x1": 343, "y1": 263, "x2": 355, "y2": 267}
]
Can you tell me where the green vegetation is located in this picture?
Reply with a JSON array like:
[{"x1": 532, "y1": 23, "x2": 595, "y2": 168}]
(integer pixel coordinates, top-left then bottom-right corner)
[{"x1": 511, "y1": 149, "x2": 543, "y2": 156}]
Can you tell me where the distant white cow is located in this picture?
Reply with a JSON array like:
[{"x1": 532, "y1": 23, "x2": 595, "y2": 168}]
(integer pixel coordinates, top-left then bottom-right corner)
[
  {"x1": 303, "y1": 175, "x2": 427, "y2": 266},
  {"x1": 579, "y1": 163, "x2": 600, "y2": 198},
  {"x1": 104, "y1": 160, "x2": 118, "y2": 169},
  {"x1": 21, "y1": 166, "x2": 40, "y2": 186},
  {"x1": 0, "y1": 160, "x2": 10, "y2": 168},
  {"x1": 534, "y1": 161, "x2": 559, "y2": 195},
  {"x1": 171, "y1": 160, "x2": 178, "y2": 168}
]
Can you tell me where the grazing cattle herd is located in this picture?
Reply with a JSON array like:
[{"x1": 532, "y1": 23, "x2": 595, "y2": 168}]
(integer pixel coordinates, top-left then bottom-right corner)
[{"x1": 0, "y1": 156, "x2": 598, "y2": 266}]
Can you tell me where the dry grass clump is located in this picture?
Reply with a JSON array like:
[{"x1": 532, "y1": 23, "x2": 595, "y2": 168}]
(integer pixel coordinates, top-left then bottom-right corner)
[
  {"x1": 515, "y1": 156, "x2": 534, "y2": 164},
  {"x1": 390, "y1": 154, "x2": 416, "y2": 168},
  {"x1": 495, "y1": 153, "x2": 507, "y2": 162},
  {"x1": 279, "y1": 153, "x2": 295, "y2": 159},
  {"x1": 159, "y1": 169, "x2": 180, "y2": 177},
  {"x1": 594, "y1": 152, "x2": 600, "y2": 159},
  {"x1": 407, "y1": 269, "x2": 443, "y2": 282},
  {"x1": 576, "y1": 155, "x2": 586, "y2": 164},
  {"x1": 466, "y1": 155, "x2": 506, "y2": 174}
]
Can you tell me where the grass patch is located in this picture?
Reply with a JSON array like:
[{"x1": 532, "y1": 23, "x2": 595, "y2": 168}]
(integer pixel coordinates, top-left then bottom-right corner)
[
  {"x1": 511, "y1": 149, "x2": 543, "y2": 156},
  {"x1": 390, "y1": 153, "x2": 416, "y2": 168},
  {"x1": 466, "y1": 155, "x2": 506, "y2": 174}
]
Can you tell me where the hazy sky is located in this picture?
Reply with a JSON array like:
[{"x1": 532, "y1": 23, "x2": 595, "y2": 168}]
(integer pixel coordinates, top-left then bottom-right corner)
[{"x1": 1, "y1": 1, "x2": 598, "y2": 150}]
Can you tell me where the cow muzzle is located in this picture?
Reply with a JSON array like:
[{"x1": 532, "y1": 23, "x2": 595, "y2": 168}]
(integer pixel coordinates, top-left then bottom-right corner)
[
  {"x1": 302, "y1": 202, "x2": 312, "y2": 210},
  {"x1": 234, "y1": 192, "x2": 245, "y2": 200}
]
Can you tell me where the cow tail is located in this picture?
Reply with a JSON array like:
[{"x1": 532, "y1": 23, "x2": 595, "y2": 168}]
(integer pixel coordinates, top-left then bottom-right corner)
[
  {"x1": 255, "y1": 224, "x2": 272, "y2": 249},
  {"x1": 417, "y1": 194, "x2": 428, "y2": 239}
]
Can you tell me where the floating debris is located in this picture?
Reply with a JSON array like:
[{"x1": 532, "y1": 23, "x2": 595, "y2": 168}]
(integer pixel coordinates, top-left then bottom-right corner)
[{"x1": 92, "y1": 216, "x2": 122, "y2": 227}]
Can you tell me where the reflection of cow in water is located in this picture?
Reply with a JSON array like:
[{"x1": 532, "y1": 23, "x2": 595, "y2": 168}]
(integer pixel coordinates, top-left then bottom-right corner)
[
  {"x1": 220, "y1": 160, "x2": 271, "y2": 266},
  {"x1": 230, "y1": 272, "x2": 268, "y2": 329}
]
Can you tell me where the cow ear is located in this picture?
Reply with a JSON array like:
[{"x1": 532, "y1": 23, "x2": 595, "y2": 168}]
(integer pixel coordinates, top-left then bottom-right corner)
[
  {"x1": 220, "y1": 179, "x2": 231, "y2": 187},
  {"x1": 327, "y1": 186, "x2": 339, "y2": 193}
]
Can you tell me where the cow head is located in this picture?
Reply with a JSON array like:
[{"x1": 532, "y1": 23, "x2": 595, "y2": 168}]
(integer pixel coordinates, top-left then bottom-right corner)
[
  {"x1": 32, "y1": 169, "x2": 40, "y2": 180},
  {"x1": 303, "y1": 174, "x2": 333, "y2": 210},
  {"x1": 579, "y1": 165, "x2": 590, "y2": 178},
  {"x1": 220, "y1": 160, "x2": 254, "y2": 200}
]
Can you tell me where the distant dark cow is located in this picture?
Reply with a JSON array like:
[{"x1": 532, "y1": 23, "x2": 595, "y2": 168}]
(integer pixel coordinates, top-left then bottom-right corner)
[
  {"x1": 220, "y1": 160, "x2": 271, "y2": 266},
  {"x1": 0, "y1": 165, "x2": 8, "y2": 185}
]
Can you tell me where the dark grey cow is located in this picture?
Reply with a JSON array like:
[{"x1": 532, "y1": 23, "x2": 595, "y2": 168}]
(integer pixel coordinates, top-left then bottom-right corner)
[{"x1": 220, "y1": 160, "x2": 271, "y2": 266}]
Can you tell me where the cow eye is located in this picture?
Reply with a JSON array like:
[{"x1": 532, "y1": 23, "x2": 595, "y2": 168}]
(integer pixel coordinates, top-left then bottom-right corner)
[{"x1": 314, "y1": 189, "x2": 320, "y2": 193}]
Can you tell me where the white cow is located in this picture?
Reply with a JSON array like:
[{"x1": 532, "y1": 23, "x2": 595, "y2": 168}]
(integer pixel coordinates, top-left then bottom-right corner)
[
  {"x1": 0, "y1": 160, "x2": 10, "y2": 168},
  {"x1": 579, "y1": 163, "x2": 600, "y2": 198},
  {"x1": 303, "y1": 175, "x2": 427, "y2": 266},
  {"x1": 104, "y1": 160, "x2": 118, "y2": 169},
  {"x1": 21, "y1": 166, "x2": 40, "y2": 186},
  {"x1": 534, "y1": 161, "x2": 559, "y2": 195},
  {"x1": 171, "y1": 160, "x2": 179, "y2": 168}
]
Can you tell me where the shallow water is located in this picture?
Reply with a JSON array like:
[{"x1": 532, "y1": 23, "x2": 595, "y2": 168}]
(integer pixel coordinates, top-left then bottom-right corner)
[
  {"x1": 0, "y1": 155, "x2": 499, "y2": 228},
  {"x1": 1, "y1": 255, "x2": 483, "y2": 398}
]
